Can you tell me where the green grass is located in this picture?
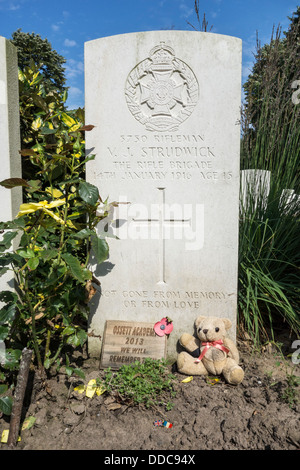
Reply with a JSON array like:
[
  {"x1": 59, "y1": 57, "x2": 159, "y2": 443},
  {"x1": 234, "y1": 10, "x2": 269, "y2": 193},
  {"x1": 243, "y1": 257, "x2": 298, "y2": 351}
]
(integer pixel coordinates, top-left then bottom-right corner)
[
  {"x1": 101, "y1": 358, "x2": 176, "y2": 410},
  {"x1": 238, "y1": 30, "x2": 300, "y2": 344}
]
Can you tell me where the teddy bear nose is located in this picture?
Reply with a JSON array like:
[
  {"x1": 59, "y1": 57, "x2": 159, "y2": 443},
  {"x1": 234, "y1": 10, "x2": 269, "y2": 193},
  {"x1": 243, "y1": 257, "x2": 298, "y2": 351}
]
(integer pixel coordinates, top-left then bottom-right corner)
[{"x1": 203, "y1": 329, "x2": 208, "y2": 334}]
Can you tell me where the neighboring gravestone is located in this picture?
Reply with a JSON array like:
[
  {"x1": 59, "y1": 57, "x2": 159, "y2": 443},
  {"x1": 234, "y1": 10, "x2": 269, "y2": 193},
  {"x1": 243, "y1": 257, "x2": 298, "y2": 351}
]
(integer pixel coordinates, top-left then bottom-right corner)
[
  {"x1": 85, "y1": 31, "x2": 242, "y2": 361},
  {"x1": 240, "y1": 169, "x2": 271, "y2": 215},
  {"x1": 0, "y1": 37, "x2": 22, "y2": 297}
]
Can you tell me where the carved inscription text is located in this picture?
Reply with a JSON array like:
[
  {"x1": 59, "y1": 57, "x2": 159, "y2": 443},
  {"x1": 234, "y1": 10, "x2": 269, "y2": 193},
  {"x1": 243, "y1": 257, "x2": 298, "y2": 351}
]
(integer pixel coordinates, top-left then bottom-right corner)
[{"x1": 100, "y1": 320, "x2": 166, "y2": 369}]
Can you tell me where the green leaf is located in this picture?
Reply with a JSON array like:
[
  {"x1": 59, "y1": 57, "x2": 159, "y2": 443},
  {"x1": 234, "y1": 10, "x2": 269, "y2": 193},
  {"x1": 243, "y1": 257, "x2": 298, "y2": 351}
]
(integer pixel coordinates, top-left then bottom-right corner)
[
  {"x1": 0, "y1": 384, "x2": 8, "y2": 395},
  {"x1": 78, "y1": 181, "x2": 99, "y2": 206},
  {"x1": 39, "y1": 249, "x2": 58, "y2": 261},
  {"x1": 91, "y1": 235, "x2": 109, "y2": 264},
  {"x1": 77, "y1": 329, "x2": 87, "y2": 347},
  {"x1": 65, "y1": 366, "x2": 73, "y2": 377},
  {"x1": 0, "y1": 231, "x2": 18, "y2": 253},
  {"x1": 0, "y1": 303, "x2": 16, "y2": 325},
  {"x1": 0, "y1": 326, "x2": 9, "y2": 341},
  {"x1": 2, "y1": 348, "x2": 22, "y2": 369},
  {"x1": 62, "y1": 326, "x2": 75, "y2": 336},
  {"x1": 17, "y1": 247, "x2": 35, "y2": 259},
  {"x1": 66, "y1": 329, "x2": 87, "y2": 348},
  {"x1": 0, "y1": 219, "x2": 25, "y2": 230},
  {"x1": 0, "y1": 396, "x2": 13, "y2": 415},
  {"x1": 0, "y1": 267, "x2": 9, "y2": 276},
  {"x1": 22, "y1": 416, "x2": 36, "y2": 431},
  {"x1": 73, "y1": 228, "x2": 94, "y2": 240},
  {"x1": 25, "y1": 179, "x2": 42, "y2": 193},
  {"x1": 41, "y1": 126, "x2": 57, "y2": 135},
  {"x1": 0, "y1": 291, "x2": 18, "y2": 303},
  {"x1": 62, "y1": 90, "x2": 68, "y2": 103},
  {"x1": 66, "y1": 333, "x2": 80, "y2": 348},
  {"x1": 27, "y1": 257, "x2": 39, "y2": 271},
  {"x1": 62, "y1": 253, "x2": 92, "y2": 283},
  {"x1": 44, "y1": 358, "x2": 51, "y2": 369},
  {"x1": 73, "y1": 368, "x2": 85, "y2": 379}
]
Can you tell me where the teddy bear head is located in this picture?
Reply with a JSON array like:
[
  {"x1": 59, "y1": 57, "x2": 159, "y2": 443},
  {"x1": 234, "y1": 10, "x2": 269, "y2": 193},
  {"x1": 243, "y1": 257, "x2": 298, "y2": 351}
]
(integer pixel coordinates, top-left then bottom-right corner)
[{"x1": 195, "y1": 316, "x2": 232, "y2": 342}]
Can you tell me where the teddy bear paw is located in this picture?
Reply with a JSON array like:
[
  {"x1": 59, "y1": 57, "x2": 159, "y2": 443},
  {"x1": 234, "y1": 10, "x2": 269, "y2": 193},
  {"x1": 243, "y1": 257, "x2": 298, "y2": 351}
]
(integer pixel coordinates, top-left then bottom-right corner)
[{"x1": 227, "y1": 365, "x2": 244, "y2": 385}]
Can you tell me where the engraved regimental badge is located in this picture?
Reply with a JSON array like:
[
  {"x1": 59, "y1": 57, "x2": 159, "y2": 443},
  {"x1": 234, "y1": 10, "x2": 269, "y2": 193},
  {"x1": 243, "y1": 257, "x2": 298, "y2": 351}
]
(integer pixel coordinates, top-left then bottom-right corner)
[{"x1": 125, "y1": 42, "x2": 199, "y2": 132}]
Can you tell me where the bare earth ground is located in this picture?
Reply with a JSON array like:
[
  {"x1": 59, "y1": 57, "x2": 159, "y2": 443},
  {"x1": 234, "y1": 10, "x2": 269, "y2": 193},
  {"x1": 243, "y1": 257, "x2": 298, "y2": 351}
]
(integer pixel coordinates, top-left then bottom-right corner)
[{"x1": 1, "y1": 333, "x2": 299, "y2": 452}]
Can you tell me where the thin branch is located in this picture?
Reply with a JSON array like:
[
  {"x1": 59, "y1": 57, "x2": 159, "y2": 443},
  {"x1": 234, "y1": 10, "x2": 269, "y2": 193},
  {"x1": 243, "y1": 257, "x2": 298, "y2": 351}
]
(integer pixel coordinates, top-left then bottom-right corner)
[{"x1": 7, "y1": 348, "x2": 33, "y2": 448}]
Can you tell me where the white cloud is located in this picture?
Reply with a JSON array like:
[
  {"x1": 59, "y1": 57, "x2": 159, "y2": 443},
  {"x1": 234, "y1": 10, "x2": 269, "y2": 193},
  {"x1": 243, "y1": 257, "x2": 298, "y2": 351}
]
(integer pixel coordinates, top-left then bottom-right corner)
[
  {"x1": 51, "y1": 24, "x2": 60, "y2": 32},
  {"x1": 65, "y1": 59, "x2": 84, "y2": 79},
  {"x1": 66, "y1": 87, "x2": 84, "y2": 110},
  {"x1": 0, "y1": 1, "x2": 20, "y2": 10},
  {"x1": 9, "y1": 3, "x2": 20, "y2": 10},
  {"x1": 68, "y1": 86, "x2": 82, "y2": 97},
  {"x1": 64, "y1": 38, "x2": 77, "y2": 47},
  {"x1": 179, "y1": 1, "x2": 194, "y2": 18}
]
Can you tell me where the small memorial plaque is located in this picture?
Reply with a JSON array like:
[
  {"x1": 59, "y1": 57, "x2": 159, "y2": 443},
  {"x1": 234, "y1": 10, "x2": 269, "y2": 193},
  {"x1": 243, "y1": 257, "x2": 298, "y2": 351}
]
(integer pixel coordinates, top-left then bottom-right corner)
[{"x1": 100, "y1": 320, "x2": 166, "y2": 369}]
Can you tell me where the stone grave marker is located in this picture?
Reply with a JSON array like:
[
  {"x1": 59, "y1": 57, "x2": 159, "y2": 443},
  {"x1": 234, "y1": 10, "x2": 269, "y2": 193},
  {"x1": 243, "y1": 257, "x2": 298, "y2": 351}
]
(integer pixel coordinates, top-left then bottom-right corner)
[
  {"x1": 100, "y1": 320, "x2": 166, "y2": 369},
  {"x1": 0, "y1": 37, "x2": 22, "y2": 300},
  {"x1": 85, "y1": 31, "x2": 242, "y2": 361},
  {"x1": 240, "y1": 169, "x2": 271, "y2": 215}
]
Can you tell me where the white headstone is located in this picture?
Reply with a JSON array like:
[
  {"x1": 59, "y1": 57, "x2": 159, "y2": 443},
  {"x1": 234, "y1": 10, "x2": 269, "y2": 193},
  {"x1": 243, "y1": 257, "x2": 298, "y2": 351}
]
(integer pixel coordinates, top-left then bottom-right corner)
[
  {"x1": 0, "y1": 37, "x2": 22, "y2": 295},
  {"x1": 85, "y1": 31, "x2": 242, "y2": 360},
  {"x1": 240, "y1": 169, "x2": 271, "y2": 215}
]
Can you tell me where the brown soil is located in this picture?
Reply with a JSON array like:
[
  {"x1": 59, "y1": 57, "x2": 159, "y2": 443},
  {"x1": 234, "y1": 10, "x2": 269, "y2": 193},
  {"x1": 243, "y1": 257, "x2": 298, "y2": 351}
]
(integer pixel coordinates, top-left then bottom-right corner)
[{"x1": 1, "y1": 337, "x2": 299, "y2": 452}]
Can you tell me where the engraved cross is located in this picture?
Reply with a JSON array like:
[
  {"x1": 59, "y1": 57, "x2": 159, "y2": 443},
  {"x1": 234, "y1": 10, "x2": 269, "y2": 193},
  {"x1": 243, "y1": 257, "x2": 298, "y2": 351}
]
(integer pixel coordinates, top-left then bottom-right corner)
[{"x1": 132, "y1": 187, "x2": 191, "y2": 285}]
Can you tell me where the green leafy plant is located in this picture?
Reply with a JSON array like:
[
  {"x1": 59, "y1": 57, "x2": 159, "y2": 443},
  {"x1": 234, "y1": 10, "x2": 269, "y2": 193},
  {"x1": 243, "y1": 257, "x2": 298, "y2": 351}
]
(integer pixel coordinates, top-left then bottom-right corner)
[
  {"x1": 238, "y1": 10, "x2": 300, "y2": 344},
  {"x1": 0, "y1": 62, "x2": 112, "y2": 384},
  {"x1": 102, "y1": 359, "x2": 176, "y2": 410},
  {"x1": 0, "y1": 384, "x2": 13, "y2": 416}
]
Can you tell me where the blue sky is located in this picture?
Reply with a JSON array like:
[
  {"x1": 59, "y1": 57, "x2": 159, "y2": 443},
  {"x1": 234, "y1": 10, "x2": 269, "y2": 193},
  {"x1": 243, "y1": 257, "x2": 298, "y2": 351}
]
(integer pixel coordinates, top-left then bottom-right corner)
[{"x1": 0, "y1": 0, "x2": 299, "y2": 109}]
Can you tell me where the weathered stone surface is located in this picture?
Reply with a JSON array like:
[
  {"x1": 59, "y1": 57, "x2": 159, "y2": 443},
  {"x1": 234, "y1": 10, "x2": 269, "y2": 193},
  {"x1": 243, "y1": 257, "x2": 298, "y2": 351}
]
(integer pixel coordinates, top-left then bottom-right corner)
[
  {"x1": 0, "y1": 37, "x2": 22, "y2": 299},
  {"x1": 85, "y1": 31, "x2": 242, "y2": 360}
]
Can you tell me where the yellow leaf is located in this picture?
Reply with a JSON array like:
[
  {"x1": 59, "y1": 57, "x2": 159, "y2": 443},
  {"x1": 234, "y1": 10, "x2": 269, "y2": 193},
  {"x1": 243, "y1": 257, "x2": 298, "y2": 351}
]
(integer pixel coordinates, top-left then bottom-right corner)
[
  {"x1": 96, "y1": 385, "x2": 106, "y2": 396},
  {"x1": 74, "y1": 384, "x2": 86, "y2": 394},
  {"x1": 61, "y1": 112, "x2": 76, "y2": 128},
  {"x1": 16, "y1": 199, "x2": 65, "y2": 217},
  {"x1": 45, "y1": 187, "x2": 64, "y2": 198},
  {"x1": 181, "y1": 376, "x2": 193, "y2": 383},
  {"x1": 42, "y1": 209, "x2": 64, "y2": 225},
  {"x1": 1, "y1": 430, "x2": 21, "y2": 443},
  {"x1": 66, "y1": 220, "x2": 77, "y2": 229},
  {"x1": 86, "y1": 379, "x2": 97, "y2": 398},
  {"x1": 30, "y1": 71, "x2": 40, "y2": 86},
  {"x1": 21, "y1": 416, "x2": 36, "y2": 431},
  {"x1": 31, "y1": 116, "x2": 43, "y2": 131}
]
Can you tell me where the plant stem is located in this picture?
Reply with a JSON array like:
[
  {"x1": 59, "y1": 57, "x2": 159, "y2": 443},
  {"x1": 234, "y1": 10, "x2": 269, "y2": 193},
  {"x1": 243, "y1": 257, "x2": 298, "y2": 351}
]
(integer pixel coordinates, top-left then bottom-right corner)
[
  {"x1": 24, "y1": 279, "x2": 43, "y2": 370},
  {"x1": 7, "y1": 348, "x2": 33, "y2": 448},
  {"x1": 44, "y1": 329, "x2": 51, "y2": 363},
  {"x1": 57, "y1": 184, "x2": 70, "y2": 264}
]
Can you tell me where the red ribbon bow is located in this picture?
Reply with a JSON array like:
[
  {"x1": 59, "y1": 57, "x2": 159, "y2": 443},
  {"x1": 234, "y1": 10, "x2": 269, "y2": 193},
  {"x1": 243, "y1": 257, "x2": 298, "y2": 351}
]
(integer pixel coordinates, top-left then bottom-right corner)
[{"x1": 194, "y1": 339, "x2": 230, "y2": 363}]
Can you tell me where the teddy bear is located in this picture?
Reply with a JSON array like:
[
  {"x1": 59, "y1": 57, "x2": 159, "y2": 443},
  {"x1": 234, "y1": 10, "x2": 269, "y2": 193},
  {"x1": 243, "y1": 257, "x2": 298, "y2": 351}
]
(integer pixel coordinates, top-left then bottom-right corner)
[{"x1": 177, "y1": 315, "x2": 244, "y2": 385}]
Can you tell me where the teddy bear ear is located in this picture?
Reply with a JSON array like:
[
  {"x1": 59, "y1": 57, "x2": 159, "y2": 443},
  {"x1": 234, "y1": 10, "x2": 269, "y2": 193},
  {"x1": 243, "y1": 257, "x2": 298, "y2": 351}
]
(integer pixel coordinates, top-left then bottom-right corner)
[
  {"x1": 195, "y1": 316, "x2": 206, "y2": 328},
  {"x1": 222, "y1": 318, "x2": 232, "y2": 330}
]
